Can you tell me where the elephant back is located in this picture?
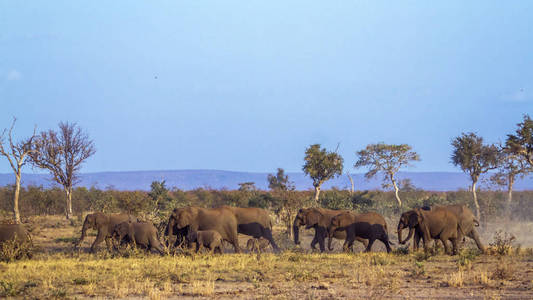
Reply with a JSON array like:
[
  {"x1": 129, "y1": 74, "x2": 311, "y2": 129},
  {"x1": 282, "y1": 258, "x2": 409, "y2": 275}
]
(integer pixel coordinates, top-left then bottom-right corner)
[{"x1": 0, "y1": 224, "x2": 31, "y2": 244}]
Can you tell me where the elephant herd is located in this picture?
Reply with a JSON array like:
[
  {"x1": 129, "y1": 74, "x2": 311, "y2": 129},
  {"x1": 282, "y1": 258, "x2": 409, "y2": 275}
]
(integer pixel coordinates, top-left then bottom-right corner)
[
  {"x1": 0, "y1": 203, "x2": 485, "y2": 258},
  {"x1": 73, "y1": 205, "x2": 279, "y2": 254},
  {"x1": 293, "y1": 204, "x2": 485, "y2": 255}
]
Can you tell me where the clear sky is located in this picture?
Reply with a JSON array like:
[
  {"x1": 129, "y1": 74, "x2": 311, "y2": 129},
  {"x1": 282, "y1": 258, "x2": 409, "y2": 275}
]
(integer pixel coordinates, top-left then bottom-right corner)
[{"x1": 1, "y1": 1, "x2": 532, "y2": 174}]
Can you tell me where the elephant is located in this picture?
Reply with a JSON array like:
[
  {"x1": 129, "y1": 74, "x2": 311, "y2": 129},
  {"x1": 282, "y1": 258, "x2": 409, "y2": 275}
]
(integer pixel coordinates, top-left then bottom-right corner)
[
  {"x1": 397, "y1": 208, "x2": 462, "y2": 255},
  {"x1": 293, "y1": 208, "x2": 368, "y2": 252},
  {"x1": 246, "y1": 237, "x2": 270, "y2": 253},
  {"x1": 0, "y1": 224, "x2": 33, "y2": 259},
  {"x1": 165, "y1": 206, "x2": 241, "y2": 253},
  {"x1": 112, "y1": 221, "x2": 164, "y2": 254},
  {"x1": 186, "y1": 229, "x2": 224, "y2": 254},
  {"x1": 410, "y1": 205, "x2": 485, "y2": 253},
  {"x1": 220, "y1": 206, "x2": 279, "y2": 252},
  {"x1": 163, "y1": 223, "x2": 188, "y2": 248},
  {"x1": 76, "y1": 212, "x2": 138, "y2": 253},
  {"x1": 328, "y1": 211, "x2": 392, "y2": 253}
]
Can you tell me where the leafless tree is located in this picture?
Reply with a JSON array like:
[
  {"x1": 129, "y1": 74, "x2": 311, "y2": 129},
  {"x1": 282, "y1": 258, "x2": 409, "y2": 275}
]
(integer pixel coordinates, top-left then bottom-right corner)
[
  {"x1": 29, "y1": 122, "x2": 95, "y2": 219},
  {"x1": 0, "y1": 118, "x2": 36, "y2": 224}
]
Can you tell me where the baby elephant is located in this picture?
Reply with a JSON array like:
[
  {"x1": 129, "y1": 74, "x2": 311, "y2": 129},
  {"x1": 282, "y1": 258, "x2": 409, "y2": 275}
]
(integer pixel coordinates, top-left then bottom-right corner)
[
  {"x1": 187, "y1": 229, "x2": 224, "y2": 254},
  {"x1": 112, "y1": 221, "x2": 164, "y2": 254},
  {"x1": 246, "y1": 237, "x2": 270, "y2": 253}
]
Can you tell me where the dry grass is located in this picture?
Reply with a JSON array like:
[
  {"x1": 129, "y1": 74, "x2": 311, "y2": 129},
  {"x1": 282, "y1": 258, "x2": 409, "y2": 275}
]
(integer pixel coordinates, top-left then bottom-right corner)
[{"x1": 0, "y1": 215, "x2": 532, "y2": 299}]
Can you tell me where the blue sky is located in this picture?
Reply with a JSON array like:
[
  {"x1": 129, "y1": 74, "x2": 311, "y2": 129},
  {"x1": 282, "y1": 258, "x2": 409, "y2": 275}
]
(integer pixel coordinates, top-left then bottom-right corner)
[{"x1": 1, "y1": 1, "x2": 532, "y2": 174}]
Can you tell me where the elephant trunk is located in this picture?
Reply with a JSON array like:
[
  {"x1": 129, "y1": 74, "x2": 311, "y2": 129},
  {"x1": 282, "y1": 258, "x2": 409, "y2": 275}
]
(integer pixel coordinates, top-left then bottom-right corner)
[
  {"x1": 293, "y1": 218, "x2": 300, "y2": 245},
  {"x1": 76, "y1": 218, "x2": 90, "y2": 247},
  {"x1": 399, "y1": 227, "x2": 414, "y2": 244}
]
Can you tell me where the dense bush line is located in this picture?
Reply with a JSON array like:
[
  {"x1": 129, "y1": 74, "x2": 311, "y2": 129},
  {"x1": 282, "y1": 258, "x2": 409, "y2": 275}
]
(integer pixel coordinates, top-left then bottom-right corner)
[{"x1": 1, "y1": 184, "x2": 532, "y2": 222}]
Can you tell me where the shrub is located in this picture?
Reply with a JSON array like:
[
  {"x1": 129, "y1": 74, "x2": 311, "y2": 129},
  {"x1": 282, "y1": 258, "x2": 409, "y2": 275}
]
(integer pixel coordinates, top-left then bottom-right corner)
[
  {"x1": 489, "y1": 230, "x2": 516, "y2": 256},
  {"x1": 0, "y1": 238, "x2": 33, "y2": 262}
]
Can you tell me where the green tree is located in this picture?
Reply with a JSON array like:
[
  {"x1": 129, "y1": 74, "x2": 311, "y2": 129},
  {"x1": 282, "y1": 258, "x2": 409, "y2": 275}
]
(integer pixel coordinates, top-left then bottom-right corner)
[
  {"x1": 267, "y1": 168, "x2": 291, "y2": 191},
  {"x1": 451, "y1": 132, "x2": 500, "y2": 219},
  {"x1": 148, "y1": 180, "x2": 172, "y2": 214},
  {"x1": 0, "y1": 118, "x2": 36, "y2": 223},
  {"x1": 29, "y1": 122, "x2": 95, "y2": 219},
  {"x1": 302, "y1": 144, "x2": 343, "y2": 204},
  {"x1": 355, "y1": 143, "x2": 420, "y2": 208},
  {"x1": 506, "y1": 114, "x2": 533, "y2": 166}
]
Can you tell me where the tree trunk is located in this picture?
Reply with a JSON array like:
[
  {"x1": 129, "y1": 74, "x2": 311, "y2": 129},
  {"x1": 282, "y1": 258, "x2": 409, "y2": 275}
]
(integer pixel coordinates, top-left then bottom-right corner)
[
  {"x1": 65, "y1": 187, "x2": 73, "y2": 219},
  {"x1": 471, "y1": 181, "x2": 480, "y2": 220},
  {"x1": 13, "y1": 173, "x2": 21, "y2": 224},
  {"x1": 390, "y1": 174, "x2": 402, "y2": 207},
  {"x1": 347, "y1": 173, "x2": 354, "y2": 195},
  {"x1": 314, "y1": 185, "x2": 321, "y2": 205},
  {"x1": 506, "y1": 174, "x2": 514, "y2": 218}
]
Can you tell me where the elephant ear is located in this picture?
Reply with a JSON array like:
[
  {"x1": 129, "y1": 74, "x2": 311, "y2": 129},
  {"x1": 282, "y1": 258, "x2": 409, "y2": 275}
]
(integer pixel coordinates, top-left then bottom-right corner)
[
  {"x1": 408, "y1": 211, "x2": 419, "y2": 228},
  {"x1": 305, "y1": 210, "x2": 320, "y2": 227},
  {"x1": 94, "y1": 213, "x2": 107, "y2": 229}
]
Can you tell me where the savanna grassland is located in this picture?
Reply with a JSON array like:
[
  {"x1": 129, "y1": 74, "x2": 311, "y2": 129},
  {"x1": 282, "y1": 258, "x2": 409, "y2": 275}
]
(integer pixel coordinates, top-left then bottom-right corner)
[{"x1": 1, "y1": 215, "x2": 533, "y2": 299}]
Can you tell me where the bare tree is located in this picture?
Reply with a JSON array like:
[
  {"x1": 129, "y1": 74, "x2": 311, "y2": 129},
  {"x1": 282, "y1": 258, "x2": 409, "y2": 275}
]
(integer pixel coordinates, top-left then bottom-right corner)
[
  {"x1": 490, "y1": 146, "x2": 531, "y2": 215},
  {"x1": 30, "y1": 122, "x2": 95, "y2": 219},
  {"x1": 451, "y1": 132, "x2": 500, "y2": 219},
  {"x1": 355, "y1": 143, "x2": 420, "y2": 208},
  {"x1": 268, "y1": 168, "x2": 302, "y2": 237},
  {"x1": 0, "y1": 118, "x2": 36, "y2": 224}
]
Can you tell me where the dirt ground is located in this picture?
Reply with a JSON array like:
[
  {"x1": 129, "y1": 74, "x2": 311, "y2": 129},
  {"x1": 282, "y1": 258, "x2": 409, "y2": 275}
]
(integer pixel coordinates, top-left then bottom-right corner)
[{"x1": 1, "y1": 215, "x2": 533, "y2": 299}]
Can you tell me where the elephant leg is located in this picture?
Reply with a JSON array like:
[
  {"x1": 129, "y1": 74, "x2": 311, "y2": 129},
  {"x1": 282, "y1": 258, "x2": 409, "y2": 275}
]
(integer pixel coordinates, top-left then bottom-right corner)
[
  {"x1": 90, "y1": 231, "x2": 106, "y2": 253},
  {"x1": 450, "y1": 238, "x2": 458, "y2": 255},
  {"x1": 364, "y1": 238, "x2": 376, "y2": 253},
  {"x1": 262, "y1": 228, "x2": 280, "y2": 253},
  {"x1": 310, "y1": 233, "x2": 319, "y2": 250},
  {"x1": 228, "y1": 236, "x2": 241, "y2": 253},
  {"x1": 441, "y1": 238, "x2": 450, "y2": 255},
  {"x1": 422, "y1": 238, "x2": 430, "y2": 254},
  {"x1": 380, "y1": 235, "x2": 392, "y2": 253},
  {"x1": 355, "y1": 236, "x2": 369, "y2": 248},
  {"x1": 413, "y1": 231, "x2": 421, "y2": 251},
  {"x1": 105, "y1": 237, "x2": 113, "y2": 251},
  {"x1": 467, "y1": 229, "x2": 486, "y2": 253},
  {"x1": 316, "y1": 228, "x2": 327, "y2": 252}
]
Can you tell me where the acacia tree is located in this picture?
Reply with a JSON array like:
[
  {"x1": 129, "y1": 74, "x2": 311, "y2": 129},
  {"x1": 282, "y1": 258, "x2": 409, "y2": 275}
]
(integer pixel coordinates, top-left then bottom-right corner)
[
  {"x1": 491, "y1": 146, "x2": 531, "y2": 214},
  {"x1": 0, "y1": 118, "x2": 36, "y2": 223},
  {"x1": 506, "y1": 114, "x2": 533, "y2": 166},
  {"x1": 302, "y1": 144, "x2": 343, "y2": 204},
  {"x1": 30, "y1": 122, "x2": 95, "y2": 219},
  {"x1": 354, "y1": 143, "x2": 420, "y2": 208},
  {"x1": 451, "y1": 132, "x2": 499, "y2": 219}
]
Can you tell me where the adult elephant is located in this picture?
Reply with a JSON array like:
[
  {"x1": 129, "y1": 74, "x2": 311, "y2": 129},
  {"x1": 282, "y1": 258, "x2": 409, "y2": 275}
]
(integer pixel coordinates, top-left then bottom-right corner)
[
  {"x1": 410, "y1": 205, "x2": 485, "y2": 253},
  {"x1": 397, "y1": 208, "x2": 461, "y2": 255},
  {"x1": 220, "y1": 205, "x2": 279, "y2": 252},
  {"x1": 0, "y1": 224, "x2": 33, "y2": 259},
  {"x1": 293, "y1": 208, "x2": 367, "y2": 252},
  {"x1": 166, "y1": 206, "x2": 241, "y2": 253},
  {"x1": 76, "y1": 212, "x2": 137, "y2": 253},
  {"x1": 328, "y1": 211, "x2": 392, "y2": 253},
  {"x1": 112, "y1": 221, "x2": 164, "y2": 254}
]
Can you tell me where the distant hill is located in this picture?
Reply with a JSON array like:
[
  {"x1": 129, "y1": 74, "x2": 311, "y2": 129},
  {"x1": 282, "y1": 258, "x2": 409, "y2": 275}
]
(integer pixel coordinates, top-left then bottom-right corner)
[{"x1": 0, "y1": 170, "x2": 532, "y2": 191}]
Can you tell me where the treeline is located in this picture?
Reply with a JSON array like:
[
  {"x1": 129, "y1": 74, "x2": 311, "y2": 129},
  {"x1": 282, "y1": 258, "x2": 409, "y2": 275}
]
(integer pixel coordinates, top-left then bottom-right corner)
[{"x1": 1, "y1": 184, "x2": 532, "y2": 223}]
